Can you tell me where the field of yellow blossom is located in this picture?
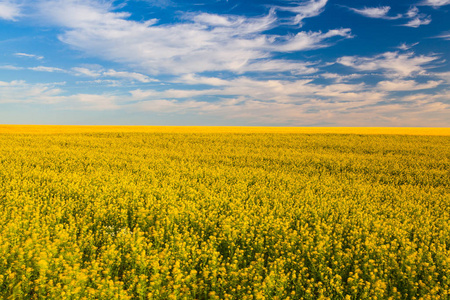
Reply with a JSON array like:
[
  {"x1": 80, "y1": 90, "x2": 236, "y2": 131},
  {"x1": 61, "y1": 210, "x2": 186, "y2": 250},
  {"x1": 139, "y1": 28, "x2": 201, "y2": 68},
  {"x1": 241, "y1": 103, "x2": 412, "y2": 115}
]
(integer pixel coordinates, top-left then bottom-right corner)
[{"x1": 0, "y1": 126, "x2": 449, "y2": 299}]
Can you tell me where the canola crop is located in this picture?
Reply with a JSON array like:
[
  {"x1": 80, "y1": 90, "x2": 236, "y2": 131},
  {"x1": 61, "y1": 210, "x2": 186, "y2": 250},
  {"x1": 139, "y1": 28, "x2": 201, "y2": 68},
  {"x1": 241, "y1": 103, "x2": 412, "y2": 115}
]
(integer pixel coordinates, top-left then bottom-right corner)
[{"x1": 0, "y1": 126, "x2": 449, "y2": 299}]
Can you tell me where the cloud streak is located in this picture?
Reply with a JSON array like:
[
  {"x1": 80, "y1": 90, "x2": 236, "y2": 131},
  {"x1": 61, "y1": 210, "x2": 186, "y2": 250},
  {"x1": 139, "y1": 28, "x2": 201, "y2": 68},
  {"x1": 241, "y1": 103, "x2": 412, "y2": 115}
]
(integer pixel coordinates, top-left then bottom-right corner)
[
  {"x1": 397, "y1": 42, "x2": 419, "y2": 51},
  {"x1": 276, "y1": 0, "x2": 328, "y2": 26},
  {"x1": 349, "y1": 6, "x2": 401, "y2": 19},
  {"x1": 14, "y1": 52, "x2": 44, "y2": 60},
  {"x1": 102, "y1": 70, "x2": 157, "y2": 83},
  {"x1": 29, "y1": 0, "x2": 351, "y2": 75},
  {"x1": 347, "y1": 5, "x2": 431, "y2": 27},
  {"x1": 71, "y1": 67, "x2": 157, "y2": 83},
  {"x1": 28, "y1": 66, "x2": 66, "y2": 72},
  {"x1": 337, "y1": 52, "x2": 439, "y2": 78},
  {"x1": 436, "y1": 32, "x2": 450, "y2": 40},
  {"x1": 421, "y1": 0, "x2": 450, "y2": 7},
  {"x1": 376, "y1": 79, "x2": 442, "y2": 91}
]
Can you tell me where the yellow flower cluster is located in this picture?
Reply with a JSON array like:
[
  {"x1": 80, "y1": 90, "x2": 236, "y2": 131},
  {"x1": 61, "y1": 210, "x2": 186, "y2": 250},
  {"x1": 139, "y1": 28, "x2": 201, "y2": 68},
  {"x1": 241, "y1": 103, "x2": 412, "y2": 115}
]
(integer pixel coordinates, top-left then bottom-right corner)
[{"x1": 0, "y1": 126, "x2": 449, "y2": 299}]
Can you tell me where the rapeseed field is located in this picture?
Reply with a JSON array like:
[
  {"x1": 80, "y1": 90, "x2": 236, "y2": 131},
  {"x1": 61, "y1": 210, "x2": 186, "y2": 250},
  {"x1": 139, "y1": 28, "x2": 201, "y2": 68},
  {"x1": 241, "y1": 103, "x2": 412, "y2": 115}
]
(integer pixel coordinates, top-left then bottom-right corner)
[{"x1": 0, "y1": 126, "x2": 449, "y2": 299}]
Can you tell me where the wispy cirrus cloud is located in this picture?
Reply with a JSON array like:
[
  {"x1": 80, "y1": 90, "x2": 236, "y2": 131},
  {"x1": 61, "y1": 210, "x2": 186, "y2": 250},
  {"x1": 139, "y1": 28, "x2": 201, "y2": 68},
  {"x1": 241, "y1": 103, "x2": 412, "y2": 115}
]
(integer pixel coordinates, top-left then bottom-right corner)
[
  {"x1": 3, "y1": 61, "x2": 158, "y2": 84},
  {"x1": 2, "y1": 64, "x2": 65, "y2": 73},
  {"x1": 28, "y1": 66, "x2": 66, "y2": 72},
  {"x1": 421, "y1": 0, "x2": 450, "y2": 7},
  {"x1": 436, "y1": 32, "x2": 450, "y2": 40},
  {"x1": 2, "y1": 64, "x2": 66, "y2": 73},
  {"x1": 137, "y1": 76, "x2": 386, "y2": 105},
  {"x1": 236, "y1": 60, "x2": 318, "y2": 75},
  {"x1": 348, "y1": 6, "x2": 401, "y2": 19},
  {"x1": 276, "y1": 0, "x2": 328, "y2": 26},
  {"x1": 321, "y1": 73, "x2": 363, "y2": 83},
  {"x1": 347, "y1": 5, "x2": 431, "y2": 27},
  {"x1": 272, "y1": 29, "x2": 352, "y2": 52},
  {"x1": 403, "y1": 16, "x2": 431, "y2": 27},
  {"x1": 402, "y1": 7, "x2": 431, "y2": 27},
  {"x1": 14, "y1": 52, "x2": 44, "y2": 60},
  {"x1": 0, "y1": 65, "x2": 24, "y2": 70},
  {"x1": 72, "y1": 67, "x2": 158, "y2": 83},
  {"x1": 397, "y1": 42, "x2": 419, "y2": 51},
  {"x1": 29, "y1": 0, "x2": 350, "y2": 75},
  {"x1": 102, "y1": 69, "x2": 158, "y2": 83},
  {"x1": 72, "y1": 67, "x2": 102, "y2": 77},
  {"x1": 337, "y1": 51, "x2": 439, "y2": 78},
  {"x1": 376, "y1": 79, "x2": 442, "y2": 91}
]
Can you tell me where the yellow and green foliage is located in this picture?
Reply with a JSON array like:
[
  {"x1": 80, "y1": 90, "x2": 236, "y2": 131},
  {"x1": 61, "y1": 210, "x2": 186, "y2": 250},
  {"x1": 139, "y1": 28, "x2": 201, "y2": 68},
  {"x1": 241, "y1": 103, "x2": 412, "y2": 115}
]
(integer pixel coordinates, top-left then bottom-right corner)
[{"x1": 0, "y1": 126, "x2": 449, "y2": 299}]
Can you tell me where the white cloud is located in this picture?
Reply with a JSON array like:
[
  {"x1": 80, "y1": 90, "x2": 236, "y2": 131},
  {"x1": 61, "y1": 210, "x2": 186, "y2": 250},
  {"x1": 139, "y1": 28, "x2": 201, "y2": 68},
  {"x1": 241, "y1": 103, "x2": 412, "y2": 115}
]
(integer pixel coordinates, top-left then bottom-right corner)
[
  {"x1": 377, "y1": 79, "x2": 442, "y2": 91},
  {"x1": 403, "y1": 15, "x2": 431, "y2": 27},
  {"x1": 72, "y1": 66, "x2": 157, "y2": 83},
  {"x1": 397, "y1": 42, "x2": 419, "y2": 50},
  {"x1": 29, "y1": 66, "x2": 66, "y2": 72},
  {"x1": 126, "y1": 87, "x2": 449, "y2": 126},
  {"x1": 273, "y1": 29, "x2": 352, "y2": 52},
  {"x1": 177, "y1": 74, "x2": 230, "y2": 86},
  {"x1": 65, "y1": 93, "x2": 120, "y2": 110},
  {"x1": 277, "y1": 0, "x2": 328, "y2": 26},
  {"x1": 237, "y1": 60, "x2": 318, "y2": 74},
  {"x1": 76, "y1": 79, "x2": 122, "y2": 87},
  {"x1": 192, "y1": 13, "x2": 241, "y2": 27},
  {"x1": 5, "y1": 61, "x2": 154, "y2": 83},
  {"x1": 131, "y1": 77, "x2": 386, "y2": 106},
  {"x1": 2, "y1": 78, "x2": 449, "y2": 126},
  {"x1": 347, "y1": 5, "x2": 431, "y2": 27},
  {"x1": 421, "y1": 0, "x2": 450, "y2": 7},
  {"x1": 129, "y1": 99, "x2": 214, "y2": 113},
  {"x1": 0, "y1": 80, "x2": 64, "y2": 104},
  {"x1": 406, "y1": 6, "x2": 419, "y2": 18},
  {"x1": 29, "y1": 0, "x2": 350, "y2": 75},
  {"x1": 14, "y1": 52, "x2": 44, "y2": 60},
  {"x1": 72, "y1": 67, "x2": 102, "y2": 77},
  {"x1": 400, "y1": 91, "x2": 450, "y2": 104},
  {"x1": 35, "y1": 0, "x2": 134, "y2": 29},
  {"x1": 0, "y1": 1, "x2": 20, "y2": 21},
  {"x1": 5, "y1": 64, "x2": 90, "y2": 74},
  {"x1": 402, "y1": 6, "x2": 431, "y2": 27},
  {"x1": 126, "y1": 81, "x2": 387, "y2": 123},
  {"x1": 337, "y1": 51, "x2": 439, "y2": 78},
  {"x1": 0, "y1": 79, "x2": 121, "y2": 110},
  {"x1": 137, "y1": 0, "x2": 173, "y2": 8},
  {"x1": 349, "y1": 6, "x2": 401, "y2": 19},
  {"x1": 2, "y1": 0, "x2": 448, "y2": 127},
  {"x1": 102, "y1": 69, "x2": 157, "y2": 83},
  {"x1": 436, "y1": 32, "x2": 450, "y2": 40},
  {"x1": 0, "y1": 65, "x2": 24, "y2": 70},
  {"x1": 433, "y1": 71, "x2": 450, "y2": 83},
  {"x1": 321, "y1": 73, "x2": 363, "y2": 83}
]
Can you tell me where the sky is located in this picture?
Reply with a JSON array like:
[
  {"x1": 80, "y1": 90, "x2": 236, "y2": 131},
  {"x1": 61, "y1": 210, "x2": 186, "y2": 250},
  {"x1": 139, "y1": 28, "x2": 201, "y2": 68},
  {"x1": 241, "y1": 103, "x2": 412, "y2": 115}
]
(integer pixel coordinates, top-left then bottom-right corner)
[{"x1": 0, "y1": 0, "x2": 449, "y2": 126}]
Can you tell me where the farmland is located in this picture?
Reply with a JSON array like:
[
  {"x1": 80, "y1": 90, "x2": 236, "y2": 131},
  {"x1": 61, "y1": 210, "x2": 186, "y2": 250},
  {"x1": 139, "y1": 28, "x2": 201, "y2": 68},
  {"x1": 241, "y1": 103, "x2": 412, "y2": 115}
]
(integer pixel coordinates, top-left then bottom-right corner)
[{"x1": 0, "y1": 126, "x2": 449, "y2": 299}]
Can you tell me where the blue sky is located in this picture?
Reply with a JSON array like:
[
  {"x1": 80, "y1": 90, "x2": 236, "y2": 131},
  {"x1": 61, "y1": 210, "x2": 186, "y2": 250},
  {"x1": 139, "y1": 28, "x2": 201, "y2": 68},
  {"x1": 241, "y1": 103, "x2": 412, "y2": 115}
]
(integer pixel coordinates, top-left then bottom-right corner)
[{"x1": 0, "y1": 0, "x2": 449, "y2": 126}]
